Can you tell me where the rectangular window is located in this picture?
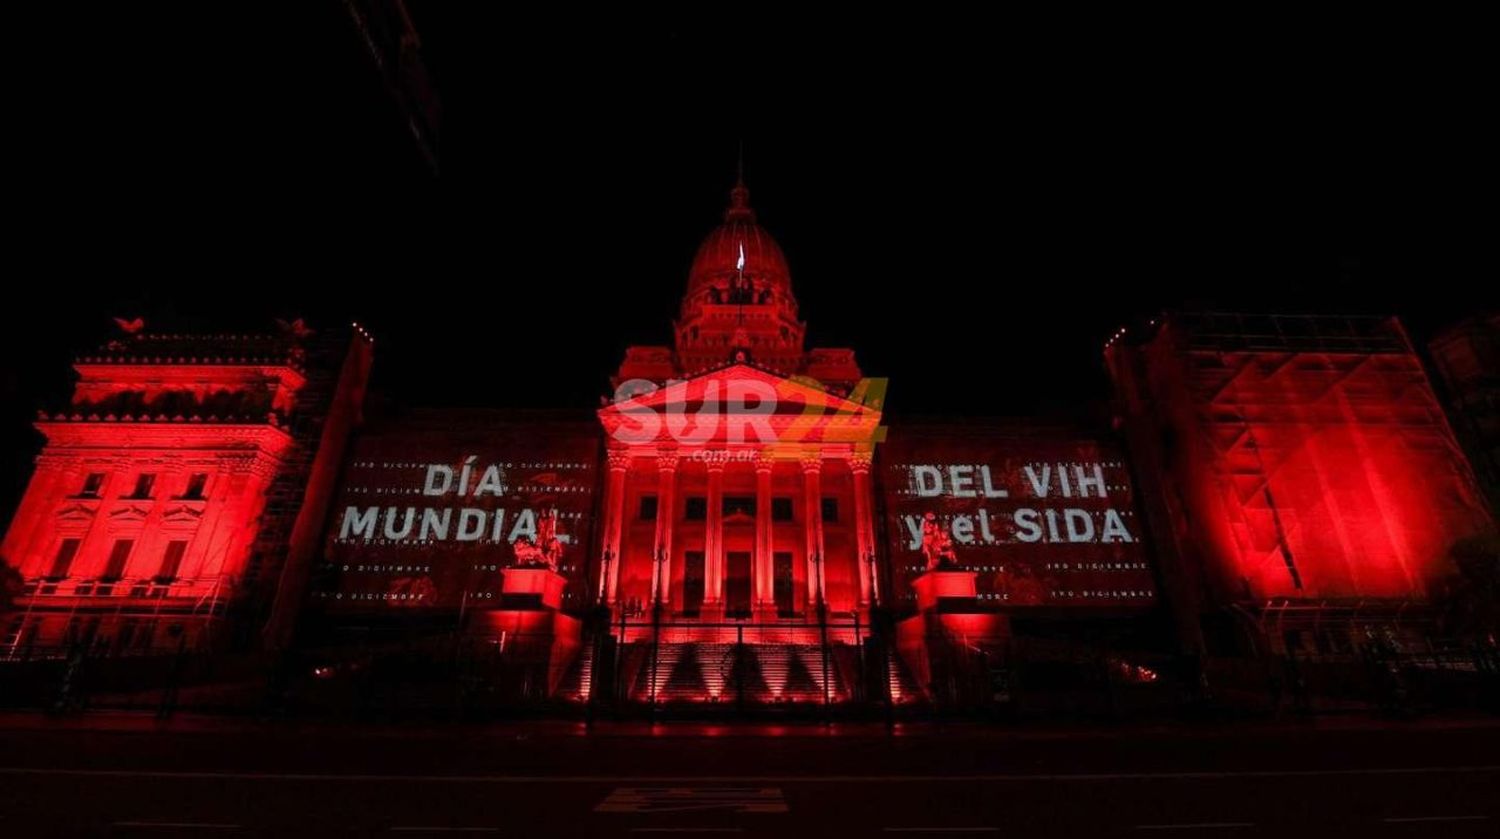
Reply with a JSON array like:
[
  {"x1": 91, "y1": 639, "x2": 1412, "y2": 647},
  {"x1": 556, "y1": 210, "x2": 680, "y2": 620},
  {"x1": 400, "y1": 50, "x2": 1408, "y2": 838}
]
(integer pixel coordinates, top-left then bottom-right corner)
[
  {"x1": 127, "y1": 474, "x2": 156, "y2": 499},
  {"x1": 685, "y1": 497, "x2": 707, "y2": 521},
  {"x1": 723, "y1": 496, "x2": 755, "y2": 517},
  {"x1": 79, "y1": 473, "x2": 106, "y2": 498},
  {"x1": 101, "y1": 539, "x2": 134, "y2": 582},
  {"x1": 47, "y1": 538, "x2": 82, "y2": 580},
  {"x1": 181, "y1": 473, "x2": 208, "y2": 500},
  {"x1": 725, "y1": 552, "x2": 752, "y2": 616},
  {"x1": 637, "y1": 495, "x2": 658, "y2": 521},
  {"x1": 771, "y1": 497, "x2": 794, "y2": 522},
  {"x1": 156, "y1": 541, "x2": 188, "y2": 582},
  {"x1": 821, "y1": 497, "x2": 840, "y2": 523}
]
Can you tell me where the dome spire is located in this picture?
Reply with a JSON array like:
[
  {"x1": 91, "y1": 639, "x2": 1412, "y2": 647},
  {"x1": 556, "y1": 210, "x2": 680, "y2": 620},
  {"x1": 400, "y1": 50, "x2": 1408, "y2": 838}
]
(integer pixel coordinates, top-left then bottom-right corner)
[
  {"x1": 725, "y1": 144, "x2": 755, "y2": 222},
  {"x1": 686, "y1": 160, "x2": 792, "y2": 300}
]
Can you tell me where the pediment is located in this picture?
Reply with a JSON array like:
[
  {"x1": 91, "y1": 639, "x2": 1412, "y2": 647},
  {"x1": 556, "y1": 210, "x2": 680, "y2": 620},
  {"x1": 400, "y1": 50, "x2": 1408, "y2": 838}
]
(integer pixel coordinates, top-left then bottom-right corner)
[
  {"x1": 56, "y1": 504, "x2": 98, "y2": 521},
  {"x1": 598, "y1": 363, "x2": 882, "y2": 447},
  {"x1": 604, "y1": 363, "x2": 875, "y2": 415},
  {"x1": 107, "y1": 504, "x2": 151, "y2": 522},
  {"x1": 161, "y1": 504, "x2": 206, "y2": 523}
]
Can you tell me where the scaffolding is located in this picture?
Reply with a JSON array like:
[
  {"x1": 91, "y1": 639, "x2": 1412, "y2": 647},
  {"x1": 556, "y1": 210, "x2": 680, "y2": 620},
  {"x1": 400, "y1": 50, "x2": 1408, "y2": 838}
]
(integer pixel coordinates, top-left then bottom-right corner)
[{"x1": 1160, "y1": 312, "x2": 1491, "y2": 601}]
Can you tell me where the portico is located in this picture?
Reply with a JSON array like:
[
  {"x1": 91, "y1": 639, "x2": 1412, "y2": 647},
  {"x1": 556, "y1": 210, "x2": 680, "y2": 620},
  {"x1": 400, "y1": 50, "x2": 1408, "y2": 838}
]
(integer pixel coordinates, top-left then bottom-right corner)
[{"x1": 596, "y1": 366, "x2": 881, "y2": 623}]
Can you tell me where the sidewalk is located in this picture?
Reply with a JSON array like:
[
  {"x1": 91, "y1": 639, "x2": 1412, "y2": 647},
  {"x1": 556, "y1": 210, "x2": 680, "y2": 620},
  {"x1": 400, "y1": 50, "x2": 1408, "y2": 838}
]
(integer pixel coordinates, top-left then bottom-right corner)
[{"x1": 4, "y1": 706, "x2": 1498, "y2": 739}]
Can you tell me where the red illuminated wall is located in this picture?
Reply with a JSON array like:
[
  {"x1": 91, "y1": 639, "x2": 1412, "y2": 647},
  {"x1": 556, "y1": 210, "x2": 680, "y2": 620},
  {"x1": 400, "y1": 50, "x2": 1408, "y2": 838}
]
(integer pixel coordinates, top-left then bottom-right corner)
[
  {"x1": 1108, "y1": 314, "x2": 1496, "y2": 606},
  {"x1": 881, "y1": 423, "x2": 1155, "y2": 610},
  {"x1": 0, "y1": 327, "x2": 364, "y2": 656},
  {"x1": 314, "y1": 411, "x2": 599, "y2": 613}
]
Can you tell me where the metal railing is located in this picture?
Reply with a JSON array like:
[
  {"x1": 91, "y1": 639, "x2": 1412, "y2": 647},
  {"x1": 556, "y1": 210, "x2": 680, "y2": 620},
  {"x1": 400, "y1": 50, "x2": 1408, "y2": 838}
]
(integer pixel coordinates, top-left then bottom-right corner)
[
  {"x1": 21, "y1": 574, "x2": 230, "y2": 602},
  {"x1": 604, "y1": 608, "x2": 872, "y2": 712}
]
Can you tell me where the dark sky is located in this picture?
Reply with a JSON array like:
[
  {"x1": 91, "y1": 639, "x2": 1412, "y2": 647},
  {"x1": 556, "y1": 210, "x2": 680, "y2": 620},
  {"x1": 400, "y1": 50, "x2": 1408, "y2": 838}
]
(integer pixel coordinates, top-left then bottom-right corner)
[{"x1": 3, "y1": 6, "x2": 1495, "y2": 516}]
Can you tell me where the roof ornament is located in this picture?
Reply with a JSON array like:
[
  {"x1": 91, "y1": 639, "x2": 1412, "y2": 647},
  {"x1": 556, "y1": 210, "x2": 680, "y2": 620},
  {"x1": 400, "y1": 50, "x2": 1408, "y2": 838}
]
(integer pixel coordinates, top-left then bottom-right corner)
[
  {"x1": 725, "y1": 147, "x2": 754, "y2": 223},
  {"x1": 275, "y1": 318, "x2": 316, "y2": 339}
]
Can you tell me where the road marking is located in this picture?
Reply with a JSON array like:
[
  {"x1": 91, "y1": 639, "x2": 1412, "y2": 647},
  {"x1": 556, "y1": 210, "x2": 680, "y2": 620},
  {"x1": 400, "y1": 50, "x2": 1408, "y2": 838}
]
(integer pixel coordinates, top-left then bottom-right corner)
[
  {"x1": 113, "y1": 822, "x2": 241, "y2": 830},
  {"x1": 597, "y1": 787, "x2": 787, "y2": 813},
  {"x1": 390, "y1": 829, "x2": 500, "y2": 833},
  {"x1": 5, "y1": 765, "x2": 1498, "y2": 784},
  {"x1": 1136, "y1": 824, "x2": 1254, "y2": 831},
  {"x1": 1383, "y1": 815, "x2": 1489, "y2": 823}
]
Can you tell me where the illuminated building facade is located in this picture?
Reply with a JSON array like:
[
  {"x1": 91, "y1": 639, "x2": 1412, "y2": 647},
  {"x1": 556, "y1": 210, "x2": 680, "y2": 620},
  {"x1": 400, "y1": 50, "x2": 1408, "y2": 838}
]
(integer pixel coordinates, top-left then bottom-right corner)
[
  {"x1": 1, "y1": 325, "x2": 372, "y2": 657},
  {"x1": 1107, "y1": 313, "x2": 1495, "y2": 655},
  {"x1": 305, "y1": 181, "x2": 1177, "y2": 707},
  {"x1": 2, "y1": 182, "x2": 1493, "y2": 711}
]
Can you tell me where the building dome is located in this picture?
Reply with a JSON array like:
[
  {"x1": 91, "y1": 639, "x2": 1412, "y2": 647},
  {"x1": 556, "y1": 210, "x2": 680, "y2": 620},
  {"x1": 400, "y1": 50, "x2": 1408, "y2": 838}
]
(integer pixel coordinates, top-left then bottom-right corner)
[{"x1": 686, "y1": 180, "x2": 793, "y2": 298}]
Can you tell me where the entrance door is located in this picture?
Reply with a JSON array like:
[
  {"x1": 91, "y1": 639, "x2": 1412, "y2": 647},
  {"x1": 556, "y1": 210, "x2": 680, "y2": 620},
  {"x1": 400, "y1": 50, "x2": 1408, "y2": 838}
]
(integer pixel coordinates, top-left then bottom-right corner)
[
  {"x1": 725, "y1": 552, "x2": 752, "y2": 617},
  {"x1": 683, "y1": 551, "x2": 705, "y2": 615},
  {"x1": 773, "y1": 552, "x2": 795, "y2": 616}
]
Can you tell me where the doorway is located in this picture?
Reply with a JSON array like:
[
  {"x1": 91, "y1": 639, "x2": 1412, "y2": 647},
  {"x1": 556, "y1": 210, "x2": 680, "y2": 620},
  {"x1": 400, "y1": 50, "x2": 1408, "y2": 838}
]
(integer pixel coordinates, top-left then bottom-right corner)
[
  {"x1": 726, "y1": 551, "x2": 752, "y2": 617},
  {"x1": 773, "y1": 552, "x2": 795, "y2": 616},
  {"x1": 683, "y1": 551, "x2": 705, "y2": 615}
]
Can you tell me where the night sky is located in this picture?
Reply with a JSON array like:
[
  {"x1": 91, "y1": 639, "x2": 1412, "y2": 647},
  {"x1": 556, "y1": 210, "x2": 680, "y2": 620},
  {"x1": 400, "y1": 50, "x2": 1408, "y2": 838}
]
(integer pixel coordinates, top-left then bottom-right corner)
[{"x1": 4, "y1": 7, "x2": 1494, "y2": 518}]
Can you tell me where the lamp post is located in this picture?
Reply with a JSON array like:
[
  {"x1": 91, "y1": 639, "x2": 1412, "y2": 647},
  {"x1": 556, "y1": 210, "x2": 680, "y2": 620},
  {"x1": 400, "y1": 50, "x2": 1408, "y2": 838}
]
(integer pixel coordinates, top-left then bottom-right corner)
[
  {"x1": 649, "y1": 547, "x2": 666, "y2": 711},
  {"x1": 810, "y1": 551, "x2": 826, "y2": 608},
  {"x1": 653, "y1": 547, "x2": 668, "y2": 609},
  {"x1": 598, "y1": 548, "x2": 613, "y2": 605},
  {"x1": 812, "y1": 551, "x2": 831, "y2": 709}
]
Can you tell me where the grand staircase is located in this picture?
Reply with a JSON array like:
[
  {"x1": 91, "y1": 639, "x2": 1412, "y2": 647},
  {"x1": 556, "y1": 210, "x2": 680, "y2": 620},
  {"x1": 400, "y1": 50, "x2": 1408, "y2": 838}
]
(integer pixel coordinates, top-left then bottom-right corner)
[
  {"x1": 887, "y1": 651, "x2": 924, "y2": 704},
  {"x1": 628, "y1": 641, "x2": 847, "y2": 704},
  {"x1": 554, "y1": 641, "x2": 596, "y2": 703}
]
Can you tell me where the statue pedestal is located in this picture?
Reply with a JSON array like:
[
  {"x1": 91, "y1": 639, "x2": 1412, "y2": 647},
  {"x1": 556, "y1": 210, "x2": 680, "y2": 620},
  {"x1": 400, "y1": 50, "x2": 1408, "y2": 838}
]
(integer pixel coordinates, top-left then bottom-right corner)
[
  {"x1": 501, "y1": 567, "x2": 567, "y2": 609},
  {"x1": 910, "y1": 569, "x2": 978, "y2": 611},
  {"x1": 465, "y1": 568, "x2": 579, "y2": 699},
  {"x1": 897, "y1": 570, "x2": 1008, "y2": 703}
]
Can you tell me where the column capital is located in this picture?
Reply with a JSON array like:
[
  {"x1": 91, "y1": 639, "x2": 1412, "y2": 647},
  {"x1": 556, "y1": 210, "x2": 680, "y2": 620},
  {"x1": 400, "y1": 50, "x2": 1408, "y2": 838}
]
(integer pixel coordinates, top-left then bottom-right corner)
[
  {"x1": 799, "y1": 451, "x2": 823, "y2": 474},
  {"x1": 700, "y1": 449, "x2": 731, "y2": 472},
  {"x1": 606, "y1": 447, "x2": 633, "y2": 472},
  {"x1": 754, "y1": 452, "x2": 776, "y2": 474},
  {"x1": 847, "y1": 450, "x2": 874, "y2": 474},
  {"x1": 655, "y1": 448, "x2": 680, "y2": 472}
]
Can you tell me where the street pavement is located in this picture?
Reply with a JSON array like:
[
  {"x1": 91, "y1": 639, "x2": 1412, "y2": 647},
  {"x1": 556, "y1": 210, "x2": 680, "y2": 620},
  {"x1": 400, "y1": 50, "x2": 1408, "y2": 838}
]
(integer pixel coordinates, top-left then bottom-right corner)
[{"x1": 0, "y1": 713, "x2": 1496, "y2": 837}]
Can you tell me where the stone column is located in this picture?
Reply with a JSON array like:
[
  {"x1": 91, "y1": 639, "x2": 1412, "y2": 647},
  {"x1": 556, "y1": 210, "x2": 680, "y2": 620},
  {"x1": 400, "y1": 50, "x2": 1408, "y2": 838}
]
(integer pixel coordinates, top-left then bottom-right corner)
[
  {"x1": 801, "y1": 451, "x2": 825, "y2": 607},
  {"x1": 754, "y1": 453, "x2": 774, "y2": 613},
  {"x1": 651, "y1": 448, "x2": 679, "y2": 606},
  {"x1": 850, "y1": 449, "x2": 877, "y2": 606},
  {"x1": 600, "y1": 447, "x2": 631, "y2": 604},
  {"x1": 702, "y1": 450, "x2": 728, "y2": 610}
]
